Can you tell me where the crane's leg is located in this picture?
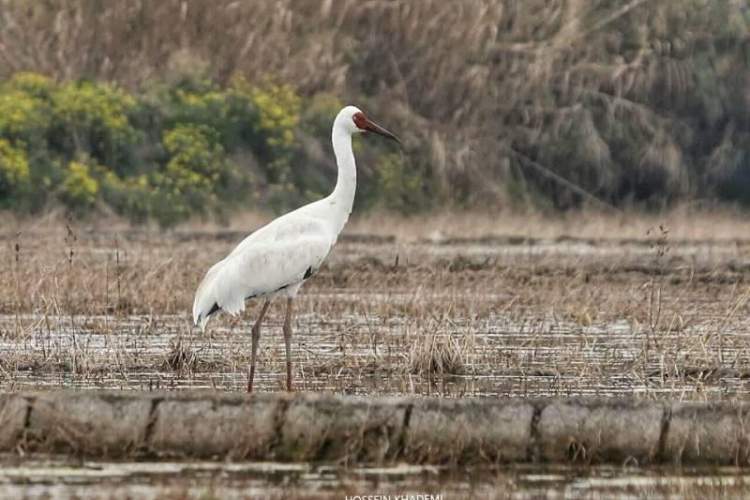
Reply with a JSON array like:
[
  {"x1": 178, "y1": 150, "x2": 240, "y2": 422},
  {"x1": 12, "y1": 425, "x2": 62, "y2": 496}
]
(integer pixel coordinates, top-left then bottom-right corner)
[
  {"x1": 283, "y1": 297, "x2": 294, "y2": 391},
  {"x1": 248, "y1": 299, "x2": 271, "y2": 393}
]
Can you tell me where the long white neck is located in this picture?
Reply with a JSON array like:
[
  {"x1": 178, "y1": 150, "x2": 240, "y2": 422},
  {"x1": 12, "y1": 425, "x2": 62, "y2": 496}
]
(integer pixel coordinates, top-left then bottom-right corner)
[{"x1": 327, "y1": 123, "x2": 356, "y2": 235}]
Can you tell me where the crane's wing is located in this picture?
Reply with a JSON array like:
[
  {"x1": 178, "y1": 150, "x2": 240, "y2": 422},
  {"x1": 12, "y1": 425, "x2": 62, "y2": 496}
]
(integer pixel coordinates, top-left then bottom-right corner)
[{"x1": 192, "y1": 217, "x2": 332, "y2": 330}]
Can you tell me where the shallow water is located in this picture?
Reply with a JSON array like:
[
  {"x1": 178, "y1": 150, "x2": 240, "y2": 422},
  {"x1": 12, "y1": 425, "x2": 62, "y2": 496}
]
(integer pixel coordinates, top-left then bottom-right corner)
[
  {"x1": 1, "y1": 302, "x2": 750, "y2": 399},
  {"x1": 1, "y1": 457, "x2": 749, "y2": 499}
]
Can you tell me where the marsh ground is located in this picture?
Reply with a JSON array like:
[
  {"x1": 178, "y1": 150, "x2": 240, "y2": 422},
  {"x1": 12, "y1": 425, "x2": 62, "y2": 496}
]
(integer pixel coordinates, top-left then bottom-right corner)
[
  {"x1": 1, "y1": 210, "x2": 750, "y2": 400},
  {"x1": 2, "y1": 210, "x2": 750, "y2": 498}
]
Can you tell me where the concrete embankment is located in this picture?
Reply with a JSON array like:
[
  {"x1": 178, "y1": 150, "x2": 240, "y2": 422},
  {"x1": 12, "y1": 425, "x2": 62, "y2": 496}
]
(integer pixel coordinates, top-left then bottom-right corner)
[{"x1": 0, "y1": 391, "x2": 748, "y2": 466}]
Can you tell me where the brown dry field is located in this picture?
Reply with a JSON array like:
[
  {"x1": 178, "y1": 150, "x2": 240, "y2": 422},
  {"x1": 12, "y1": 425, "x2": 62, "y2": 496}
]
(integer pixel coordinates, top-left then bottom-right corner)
[{"x1": 1, "y1": 208, "x2": 750, "y2": 399}]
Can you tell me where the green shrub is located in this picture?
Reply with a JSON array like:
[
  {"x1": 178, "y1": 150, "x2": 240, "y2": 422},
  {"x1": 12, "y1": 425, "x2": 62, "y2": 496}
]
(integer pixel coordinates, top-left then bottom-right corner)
[
  {"x1": 163, "y1": 124, "x2": 226, "y2": 185},
  {"x1": 7, "y1": 72, "x2": 55, "y2": 99},
  {"x1": 250, "y1": 83, "x2": 300, "y2": 148},
  {"x1": 152, "y1": 124, "x2": 231, "y2": 225},
  {"x1": 61, "y1": 160, "x2": 99, "y2": 211},
  {"x1": 162, "y1": 87, "x2": 231, "y2": 134},
  {"x1": 0, "y1": 74, "x2": 426, "y2": 221},
  {"x1": 147, "y1": 77, "x2": 259, "y2": 151},
  {"x1": 375, "y1": 152, "x2": 428, "y2": 213},
  {"x1": 50, "y1": 81, "x2": 140, "y2": 173},
  {"x1": 245, "y1": 81, "x2": 301, "y2": 183},
  {"x1": 99, "y1": 170, "x2": 153, "y2": 222},
  {"x1": 0, "y1": 139, "x2": 30, "y2": 208},
  {"x1": 0, "y1": 90, "x2": 48, "y2": 140}
]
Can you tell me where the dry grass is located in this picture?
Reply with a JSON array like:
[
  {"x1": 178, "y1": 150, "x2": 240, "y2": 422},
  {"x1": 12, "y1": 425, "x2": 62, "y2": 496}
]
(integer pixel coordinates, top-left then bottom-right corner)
[
  {"x1": 0, "y1": 209, "x2": 750, "y2": 398},
  {"x1": 407, "y1": 334, "x2": 470, "y2": 376},
  {"x1": 346, "y1": 205, "x2": 750, "y2": 243},
  {"x1": 115, "y1": 204, "x2": 750, "y2": 244}
]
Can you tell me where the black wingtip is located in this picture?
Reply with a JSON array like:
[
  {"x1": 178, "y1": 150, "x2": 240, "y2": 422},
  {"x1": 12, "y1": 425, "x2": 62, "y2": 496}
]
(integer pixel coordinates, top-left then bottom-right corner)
[{"x1": 207, "y1": 302, "x2": 221, "y2": 317}]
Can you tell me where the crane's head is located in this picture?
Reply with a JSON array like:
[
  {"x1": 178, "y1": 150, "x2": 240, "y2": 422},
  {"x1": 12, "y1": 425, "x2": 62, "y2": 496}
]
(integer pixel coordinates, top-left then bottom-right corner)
[{"x1": 336, "y1": 105, "x2": 400, "y2": 143}]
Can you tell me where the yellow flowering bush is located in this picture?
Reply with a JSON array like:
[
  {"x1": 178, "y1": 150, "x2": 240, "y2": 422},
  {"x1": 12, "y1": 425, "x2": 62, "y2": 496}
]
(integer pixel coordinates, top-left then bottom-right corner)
[
  {"x1": 0, "y1": 90, "x2": 48, "y2": 139},
  {"x1": 0, "y1": 73, "x2": 418, "y2": 222},
  {"x1": 53, "y1": 82, "x2": 135, "y2": 134},
  {"x1": 167, "y1": 88, "x2": 230, "y2": 132},
  {"x1": 152, "y1": 124, "x2": 230, "y2": 225},
  {"x1": 61, "y1": 160, "x2": 99, "y2": 210},
  {"x1": 51, "y1": 81, "x2": 140, "y2": 170},
  {"x1": 163, "y1": 124, "x2": 225, "y2": 185},
  {"x1": 0, "y1": 139, "x2": 30, "y2": 207},
  {"x1": 249, "y1": 83, "x2": 301, "y2": 149},
  {"x1": 7, "y1": 72, "x2": 54, "y2": 98}
]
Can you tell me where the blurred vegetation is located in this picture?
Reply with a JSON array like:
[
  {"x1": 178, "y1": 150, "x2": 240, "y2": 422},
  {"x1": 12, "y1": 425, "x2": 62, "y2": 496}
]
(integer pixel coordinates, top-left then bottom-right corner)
[
  {"x1": 0, "y1": 0, "x2": 747, "y2": 223},
  {"x1": 0, "y1": 74, "x2": 389, "y2": 225}
]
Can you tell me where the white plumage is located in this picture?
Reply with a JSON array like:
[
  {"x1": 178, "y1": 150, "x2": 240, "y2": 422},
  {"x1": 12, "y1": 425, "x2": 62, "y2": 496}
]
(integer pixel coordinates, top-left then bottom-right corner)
[
  {"x1": 192, "y1": 214, "x2": 332, "y2": 328},
  {"x1": 191, "y1": 105, "x2": 399, "y2": 391}
]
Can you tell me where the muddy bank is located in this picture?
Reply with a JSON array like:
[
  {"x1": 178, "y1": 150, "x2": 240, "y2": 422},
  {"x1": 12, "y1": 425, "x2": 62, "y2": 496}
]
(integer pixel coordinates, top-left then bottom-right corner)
[{"x1": 1, "y1": 391, "x2": 749, "y2": 466}]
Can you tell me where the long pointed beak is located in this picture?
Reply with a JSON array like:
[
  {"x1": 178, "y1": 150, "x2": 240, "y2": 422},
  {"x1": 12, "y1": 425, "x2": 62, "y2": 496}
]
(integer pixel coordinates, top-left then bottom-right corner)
[{"x1": 364, "y1": 118, "x2": 401, "y2": 144}]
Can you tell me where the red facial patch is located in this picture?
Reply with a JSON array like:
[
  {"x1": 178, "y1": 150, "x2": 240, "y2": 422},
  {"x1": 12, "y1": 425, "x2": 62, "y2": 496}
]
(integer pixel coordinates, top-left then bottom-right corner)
[{"x1": 352, "y1": 112, "x2": 369, "y2": 130}]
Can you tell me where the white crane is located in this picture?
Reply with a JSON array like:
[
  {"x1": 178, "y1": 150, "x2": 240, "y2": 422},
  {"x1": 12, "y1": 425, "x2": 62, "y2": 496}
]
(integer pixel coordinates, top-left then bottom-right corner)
[{"x1": 192, "y1": 105, "x2": 399, "y2": 392}]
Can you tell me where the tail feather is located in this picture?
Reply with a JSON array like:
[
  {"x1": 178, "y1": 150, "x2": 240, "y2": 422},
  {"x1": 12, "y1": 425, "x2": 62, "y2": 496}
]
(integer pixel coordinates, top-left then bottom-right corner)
[
  {"x1": 195, "y1": 314, "x2": 208, "y2": 332},
  {"x1": 193, "y1": 259, "x2": 226, "y2": 331},
  {"x1": 195, "y1": 302, "x2": 221, "y2": 332},
  {"x1": 193, "y1": 296, "x2": 215, "y2": 332}
]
